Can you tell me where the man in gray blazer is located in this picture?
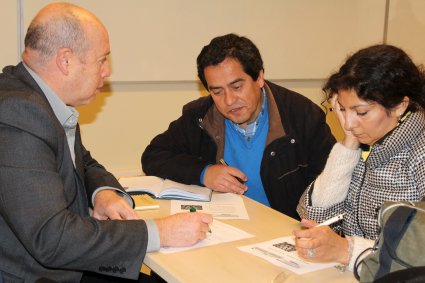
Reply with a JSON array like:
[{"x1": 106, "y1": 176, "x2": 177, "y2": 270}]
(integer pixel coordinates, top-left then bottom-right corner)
[{"x1": 0, "y1": 3, "x2": 212, "y2": 282}]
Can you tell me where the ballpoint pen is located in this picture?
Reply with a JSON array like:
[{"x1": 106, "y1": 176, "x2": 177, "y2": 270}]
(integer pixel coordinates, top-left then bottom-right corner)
[
  {"x1": 219, "y1": 158, "x2": 246, "y2": 184},
  {"x1": 316, "y1": 213, "x2": 345, "y2": 227},
  {"x1": 190, "y1": 206, "x2": 212, "y2": 233}
]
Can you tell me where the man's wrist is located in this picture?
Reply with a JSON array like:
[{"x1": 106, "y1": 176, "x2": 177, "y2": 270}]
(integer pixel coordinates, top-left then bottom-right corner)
[{"x1": 92, "y1": 187, "x2": 134, "y2": 208}]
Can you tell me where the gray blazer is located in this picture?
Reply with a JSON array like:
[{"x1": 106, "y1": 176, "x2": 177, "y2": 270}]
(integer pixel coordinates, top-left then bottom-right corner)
[{"x1": 0, "y1": 63, "x2": 148, "y2": 282}]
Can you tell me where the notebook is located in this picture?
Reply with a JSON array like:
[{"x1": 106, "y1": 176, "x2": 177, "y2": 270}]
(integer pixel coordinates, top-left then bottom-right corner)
[{"x1": 120, "y1": 176, "x2": 212, "y2": 202}]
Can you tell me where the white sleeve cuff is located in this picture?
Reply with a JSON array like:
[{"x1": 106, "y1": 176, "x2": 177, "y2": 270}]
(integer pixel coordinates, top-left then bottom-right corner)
[
  {"x1": 347, "y1": 236, "x2": 374, "y2": 271},
  {"x1": 91, "y1": 187, "x2": 134, "y2": 208},
  {"x1": 146, "y1": 219, "x2": 160, "y2": 252}
]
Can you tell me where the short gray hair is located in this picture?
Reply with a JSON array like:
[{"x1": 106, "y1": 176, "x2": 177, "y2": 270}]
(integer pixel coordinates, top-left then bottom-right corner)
[{"x1": 24, "y1": 7, "x2": 88, "y2": 61}]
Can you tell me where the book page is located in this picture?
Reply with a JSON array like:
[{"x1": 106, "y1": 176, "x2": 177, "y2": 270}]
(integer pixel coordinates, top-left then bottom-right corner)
[
  {"x1": 119, "y1": 176, "x2": 212, "y2": 201},
  {"x1": 119, "y1": 176, "x2": 163, "y2": 197},
  {"x1": 159, "y1": 179, "x2": 212, "y2": 201}
]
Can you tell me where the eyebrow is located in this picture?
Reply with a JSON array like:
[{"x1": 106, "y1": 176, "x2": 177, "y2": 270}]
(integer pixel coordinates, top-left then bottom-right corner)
[
  {"x1": 99, "y1": 51, "x2": 110, "y2": 58},
  {"x1": 337, "y1": 99, "x2": 374, "y2": 110},
  {"x1": 209, "y1": 78, "x2": 245, "y2": 90},
  {"x1": 228, "y1": 78, "x2": 245, "y2": 86}
]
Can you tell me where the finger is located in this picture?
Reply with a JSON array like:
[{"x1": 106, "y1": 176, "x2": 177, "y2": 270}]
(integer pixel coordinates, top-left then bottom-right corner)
[
  {"x1": 293, "y1": 227, "x2": 315, "y2": 239},
  {"x1": 300, "y1": 219, "x2": 318, "y2": 228},
  {"x1": 303, "y1": 248, "x2": 315, "y2": 259},
  {"x1": 295, "y1": 239, "x2": 317, "y2": 254},
  {"x1": 215, "y1": 183, "x2": 233, "y2": 193},
  {"x1": 225, "y1": 178, "x2": 247, "y2": 194},
  {"x1": 293, "y1": 227, "x2": 309, "y2": 238},
  {"x1": 295, "y1": 246, "x2": 312, "y2": 259},
  {"x1": 200, "y1": 213, "x2": 213, "y2": 224},
  {"x1": 298, "y1": 247, "x2": 308, "y2": 258},
  {"x1": 233, "y1": 178, "x2": 248, "y2": 191},
  {"x1": 330, "y1": 94, "x2": 338, "y2": 108},
  {"x1": 217, "y1": 179, "x2": 241, "y2": 194},
  {"x1": 230, "y1": 184, "x2": 246, "y2": 194},
  {"x1": 92, "y1": 211, "x2": 108, "y2": 220},
  {"x1": 200, "y1": 225, "x2": 210, "y2": 234},
  {"x1": 105, "y1": 209, "x2": 123, "y2": 220},
  {"x1": 120, "y1": 208, "x2": 139, "y2": 220},
  {"x1": 226, "y1": 168, "x2": 247, "y2": 184},
  {"x1": 198, "y1": 231, "x2": 207, "y2": 241}
]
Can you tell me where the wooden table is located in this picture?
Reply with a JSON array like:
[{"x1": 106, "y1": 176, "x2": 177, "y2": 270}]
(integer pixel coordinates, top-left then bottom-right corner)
[{"x1": 137, "y1": 196, "x2": 357, "y2": 283}]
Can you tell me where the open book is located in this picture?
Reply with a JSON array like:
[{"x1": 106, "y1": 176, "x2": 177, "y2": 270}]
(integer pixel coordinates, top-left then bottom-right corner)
[{"x1": 119, "y1": 176, "x2": 212, "y2": 202}]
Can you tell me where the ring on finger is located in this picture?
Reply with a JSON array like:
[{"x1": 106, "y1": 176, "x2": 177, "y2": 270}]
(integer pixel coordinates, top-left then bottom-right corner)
[{"x1": 307, "y1": 248, "x2": 316, "y2": 258}]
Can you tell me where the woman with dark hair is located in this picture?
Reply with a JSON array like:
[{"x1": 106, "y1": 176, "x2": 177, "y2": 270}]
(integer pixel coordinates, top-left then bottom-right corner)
[{"x1": 293, "y1": 44, "x2": 425, "y2": 270}]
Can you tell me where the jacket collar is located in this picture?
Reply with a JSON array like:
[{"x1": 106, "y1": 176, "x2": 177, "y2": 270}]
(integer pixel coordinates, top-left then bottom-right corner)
[
  {"x1": 4, "y1": 62, "x2": 86, "y2": 180},
  {"x1": 367, "y1": 111, "x2": 425, "y2": 169},
  {"x1": 3, "y1": 62, "x2": 46, "y2": 100},
  {"x1": 200, "y1": 81, "x2": 286, "y2": 162}
]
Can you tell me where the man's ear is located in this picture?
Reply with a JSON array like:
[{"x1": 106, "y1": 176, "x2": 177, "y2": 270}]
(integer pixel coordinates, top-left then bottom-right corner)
[
  {"x1": 257, "y1": 69, "x2": 265, "y2": 88},
  {"x1": 56, "y1": 48, "x2": 72, "y2": 75}
]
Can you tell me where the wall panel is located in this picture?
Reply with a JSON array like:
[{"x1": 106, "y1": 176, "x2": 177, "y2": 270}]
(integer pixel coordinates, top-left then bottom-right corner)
[
  {"x1": 23, "y1": 0, "x2": 386, "y2": 82},
  {"x1": 0, "y1": 1, "x2": 19, "y2": 68},
  {"x1": 387, "y1": 0, "x2": 425, "y2": 64}
]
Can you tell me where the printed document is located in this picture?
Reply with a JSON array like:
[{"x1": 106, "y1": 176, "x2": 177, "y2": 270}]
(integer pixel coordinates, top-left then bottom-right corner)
[
  {"x1": 170, "y1": 193, "x2": 249, "y2": 219},
  {"x1": 160, "y1": 220, "x2": 254, "y2": 254},
  {"x1": 238, "y1": 236, "x2": 338, "y2": 274}
]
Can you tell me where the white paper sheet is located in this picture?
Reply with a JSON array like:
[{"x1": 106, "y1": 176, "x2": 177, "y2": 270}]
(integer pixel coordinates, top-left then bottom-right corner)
[
  {"x1": 170, "y1": 193, "x2": 249, "y2": 219},
  {"x1": 159, "y1": 220, "x2": 254, "y2": 254},
  {"x1": 238, "y1": 236, "x2": 338, "y2": 275}
]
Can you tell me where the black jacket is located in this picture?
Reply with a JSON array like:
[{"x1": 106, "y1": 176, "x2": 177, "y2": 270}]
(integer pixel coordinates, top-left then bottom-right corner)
[{"x1": 142, "y1": 81, "x2": 335, "y2": 219}]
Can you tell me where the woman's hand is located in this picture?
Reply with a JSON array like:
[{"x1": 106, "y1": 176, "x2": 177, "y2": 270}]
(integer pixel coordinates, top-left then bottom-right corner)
[
  {"x1": 293, "y1": 219, "x2": 349, "y2": 264},
  {"x1": 331, "y1": 95, "x2": 360, "y2": 150}
]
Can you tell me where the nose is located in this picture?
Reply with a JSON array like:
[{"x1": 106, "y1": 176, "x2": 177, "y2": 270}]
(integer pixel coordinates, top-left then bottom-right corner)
[
  {"x1": 343, "y1": 112, "x2": 355, "y2": 131},
  {"x1": 224, "y1": 89, "x2": 237, "y2": 106},
  {"x1": 102, "y1": 60, "x2": 111, "y2": 78}
]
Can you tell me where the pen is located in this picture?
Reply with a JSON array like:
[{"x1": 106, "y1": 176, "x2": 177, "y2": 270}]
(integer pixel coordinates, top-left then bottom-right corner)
[
  {"x1": 219, "y1": 158, "x2": 246, "y2": 184},
  {"x1": 189, "y1": 206, "x2": 212, "y2": 233},
  {"x1": 316, "y1": 213, "x2": 345, "y2": 227}
]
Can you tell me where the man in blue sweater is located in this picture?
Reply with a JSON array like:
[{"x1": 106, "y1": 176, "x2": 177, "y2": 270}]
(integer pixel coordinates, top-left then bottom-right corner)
[{"x1": 142, "y1": 34, "x2": 335, "y2": 219}]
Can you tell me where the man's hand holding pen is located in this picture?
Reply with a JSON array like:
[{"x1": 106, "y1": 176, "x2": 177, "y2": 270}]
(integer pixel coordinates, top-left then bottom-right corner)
[{"x1": 203, "y1": 160, "x2": 247, "y2": 194}]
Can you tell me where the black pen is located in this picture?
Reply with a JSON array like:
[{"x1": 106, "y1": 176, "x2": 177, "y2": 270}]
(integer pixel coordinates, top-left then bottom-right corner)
[{"x1": 219, "y1": 158, "x2": 246, "y2": 184}]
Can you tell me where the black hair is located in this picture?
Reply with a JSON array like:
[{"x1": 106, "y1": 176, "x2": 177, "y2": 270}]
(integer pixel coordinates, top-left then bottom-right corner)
[
  {"x1": 323, "y1": 44, "x2": 425, "y2": 112},
  {"x1": 196, "y1": 33, "x2": 264, "y2": 90}
]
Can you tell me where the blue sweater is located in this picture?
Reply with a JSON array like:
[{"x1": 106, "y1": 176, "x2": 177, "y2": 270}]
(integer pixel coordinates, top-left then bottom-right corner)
[{"x1": 224, "y1": 108, "x2": 270, "y2": 206}]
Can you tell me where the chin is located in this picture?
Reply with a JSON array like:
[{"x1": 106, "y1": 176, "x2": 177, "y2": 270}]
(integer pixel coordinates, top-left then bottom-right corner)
[
  {"x1": 227, "y1": 114, "x2": 248, "y2": 124},
  {"x1": 81, "y1": 96, "x2": 96, "y2": 106},
  {"x1": 358, "y1": 138, "x2": 373, "y2": 146}
]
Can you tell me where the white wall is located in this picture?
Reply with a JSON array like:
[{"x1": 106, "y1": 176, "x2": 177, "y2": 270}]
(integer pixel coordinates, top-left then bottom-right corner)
[
  {"x1": 387, "y1": 0, "x2": 425, "y2": 63},
  {"x1": 0, "y1": 1, "x2": 20, "y2": 66},
  {"x1": 20, "y1": 0, "x2": 386, "y2": 81}
]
